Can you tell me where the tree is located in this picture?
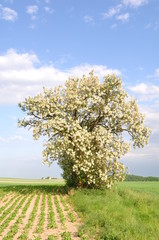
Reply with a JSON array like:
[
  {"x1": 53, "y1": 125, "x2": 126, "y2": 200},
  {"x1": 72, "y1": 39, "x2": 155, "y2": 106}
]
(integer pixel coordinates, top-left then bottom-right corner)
[{"x1": 18, "y1": 72, "x2": 151, "y2": 189}]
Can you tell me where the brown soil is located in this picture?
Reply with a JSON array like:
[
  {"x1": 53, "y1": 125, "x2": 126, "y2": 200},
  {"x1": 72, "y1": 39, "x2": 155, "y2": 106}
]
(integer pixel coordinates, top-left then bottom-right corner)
[
  {"x1": 1, "y1": 195, "x2": 30, "y2": 239},
  {"x1": 0, "y1": 191, "x2": 82, "y2": 240},
  {"x1": 0, "y1": 194, "x2": 18, "y2": 216},
  {"x1": 56, "y1": 194, "x2": 80, "y2": 240},
  {"x1": 13, "y1": 194, "x2": 37, "y2": 240},
  {"x1": 0, "y1": 193, "x2": 14, "y2": 206},
  {"x1": 27, "y1": 193, "x2": 43, "y2": 239},
  {"x1": 0, "y1": 195, "x2": 24, "y2": 225}
]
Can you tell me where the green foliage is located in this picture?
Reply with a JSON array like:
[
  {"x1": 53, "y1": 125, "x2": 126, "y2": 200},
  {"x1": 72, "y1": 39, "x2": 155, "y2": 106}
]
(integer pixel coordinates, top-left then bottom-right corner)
[
  {"x1": 48, "y1": 193, "x2": 57, "y2": 228},
  {"x1": 54, "y1": 193, "x2": 66, "y2": 225},
  {"x1": 61, "y1": 231, "x2": 72, "y2": 240},
  {"x1": 48, "y1": 235, "x2": 58, "y2": 240},
  {"x1": 125, "y1": 174, "x2": 159, "y2": 181},
  {"x1": 18, "y1": 72, "x2": 151, "y2": 189},
  {"x1": 35, "y1": 193, "x2": 46, "y2": 233}
]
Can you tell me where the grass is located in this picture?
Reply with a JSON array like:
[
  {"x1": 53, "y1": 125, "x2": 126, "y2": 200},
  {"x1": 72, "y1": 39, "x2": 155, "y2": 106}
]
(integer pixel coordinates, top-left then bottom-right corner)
[
  {"x1": 68, "y1": 182, "x2": 159, "y2": 240},
  {"x1": 118, "y1": 181, "x2": 159, "y2": 195}
]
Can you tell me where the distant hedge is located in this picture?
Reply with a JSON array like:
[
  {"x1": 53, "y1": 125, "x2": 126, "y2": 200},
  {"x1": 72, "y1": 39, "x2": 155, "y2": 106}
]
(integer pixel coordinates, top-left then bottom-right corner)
[{"x1": 125, "y1": 174, "x2": 159, "y2": 181}]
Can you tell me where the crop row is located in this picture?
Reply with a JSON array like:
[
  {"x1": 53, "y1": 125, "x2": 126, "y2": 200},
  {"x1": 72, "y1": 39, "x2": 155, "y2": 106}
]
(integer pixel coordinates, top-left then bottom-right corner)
[
  {"x1": 0, "y1": 194, "x2": 18, "y2": 215},
  {"x1": 0, "y1": 189, "x2": 78, "y2": 240},
  {"x1": 2, "y1": 193, "x2": 34, "y2": 239},
  {"x1": 18, "y1": 193, "x2": 41, "y2": 240},
  {"x1": 0, "y1": 194, "x2": 28, "y2": 237}
]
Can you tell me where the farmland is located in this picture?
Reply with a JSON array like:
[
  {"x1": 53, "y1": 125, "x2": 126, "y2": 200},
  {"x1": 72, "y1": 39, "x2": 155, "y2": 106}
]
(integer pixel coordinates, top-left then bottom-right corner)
[{"x1": 0, "y1": 179, "x2": 159, "y2": 240}]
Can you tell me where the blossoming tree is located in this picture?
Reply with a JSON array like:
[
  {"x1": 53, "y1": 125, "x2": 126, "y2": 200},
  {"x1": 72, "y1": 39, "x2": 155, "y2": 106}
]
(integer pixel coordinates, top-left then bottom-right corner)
[{"x1": 18, "y1": 72, "x2": 151, "y2": 188}]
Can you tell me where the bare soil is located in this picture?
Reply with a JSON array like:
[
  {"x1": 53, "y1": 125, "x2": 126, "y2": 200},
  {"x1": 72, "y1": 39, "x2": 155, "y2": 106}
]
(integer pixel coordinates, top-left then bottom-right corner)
[{"x1": 0, "y1": 190, "x2": 81, "y2": 240}]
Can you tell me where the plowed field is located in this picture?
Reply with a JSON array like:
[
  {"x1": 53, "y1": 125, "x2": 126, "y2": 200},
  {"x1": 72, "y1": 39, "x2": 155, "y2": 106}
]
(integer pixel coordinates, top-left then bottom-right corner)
[{"x1": 0, "y1": 186, "x2": 81, "y2": 240}]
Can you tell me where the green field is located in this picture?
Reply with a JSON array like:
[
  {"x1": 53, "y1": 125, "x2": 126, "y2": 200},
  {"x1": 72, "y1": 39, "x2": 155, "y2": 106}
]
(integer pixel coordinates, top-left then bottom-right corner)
[
  {"x1": 0, "y1": 179, "x2": 159, "y2": 239},
  {"x1": 0, "y1": 178, "x2": 65, "y2": 186}
]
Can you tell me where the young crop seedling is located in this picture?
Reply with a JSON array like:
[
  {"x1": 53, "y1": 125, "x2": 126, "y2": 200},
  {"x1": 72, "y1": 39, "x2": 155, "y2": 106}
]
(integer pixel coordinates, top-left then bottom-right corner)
[
  {"x1": 18, "y1": 193, "x2": 41, "y2": 240},
  {"x1": 59, "y1": 193, "x2": 76, "y2": 223},
  {"x1": 0, "y1": 195, "x2": 27, "y2": 235},
  {"x1": 48, "y1": 193, "x2": 57, "y2": 228},
  {"x1": 35, "y1": 193, "x2": 46, "y2": 233},
  {"x1": 2, "y1": 194, "x2": 34, "y2": 239},
  {"x1": 54, "y1": 194, "x2": 66, "y2": 226},
  {"x1": 61, "y1": 231, "x2": 72, "y2": 240}
]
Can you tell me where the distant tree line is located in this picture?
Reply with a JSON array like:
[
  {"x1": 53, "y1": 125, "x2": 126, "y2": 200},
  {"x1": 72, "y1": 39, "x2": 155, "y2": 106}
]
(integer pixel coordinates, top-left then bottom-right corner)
[{"x1": 125, "y1": 174, "x2": 159, "y2": 181}]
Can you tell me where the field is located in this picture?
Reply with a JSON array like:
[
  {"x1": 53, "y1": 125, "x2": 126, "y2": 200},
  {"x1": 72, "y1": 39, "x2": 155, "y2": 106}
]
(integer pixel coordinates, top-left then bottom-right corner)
[
  {"x1": 0, "y1": 178, "x2": 65, "y2": 186},
  {"x1": 0, "y1": 179, "x2": 159, "y2": 240},
  {"x1": 0, "y1": 179, "x2": 80, "y2": 240}
]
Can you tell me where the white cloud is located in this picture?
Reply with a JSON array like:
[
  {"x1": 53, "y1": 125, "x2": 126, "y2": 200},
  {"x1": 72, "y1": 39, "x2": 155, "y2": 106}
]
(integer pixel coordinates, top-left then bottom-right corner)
[
  {"x1": 84, "y1": 15, "x2": 94, "y2": 24},
  {"x1": 143, "y1": 109, "x2": 159, "y2": 133},
  {"x1": 0, "y1": 49, "x2": 121, "y2": 105},
  {"x1": 155, "y1": 68, "x2": 159, "y2": 77},
  {"x1": 26, "y1": 5, "x2": 38, "y2": 15},
  {"x1": 44, "y1": 7, "x2": 54, "y2": 14},
  {"x1": 0, "y1": 137, "x2": 6, "y2": 142},
  {"x1": 0, "y1": 135, "x2": 23, "y2": 142},
  {"x1": 122, "y1": 0, "x2": 148, "y2": 8},
  {"x1": 127, "y1": 78, "x2": 159, "y2": 135},
  {"x1": 0, "y1": 49, "x2": 39, "y2": 70},
  {"x1": 128, "y1": 83, "x2": 159, "y2": 97},
  {"x1": 0, "y1": 5, "x2": 17, "y2": 21},
  {"x1": 68, "y1": 64, "x2": 121, "y2": 79},
  {"x1": 103, "y1": 4, "x2": 122, "y2": 19},
  {"x1": 128, "y1": 83, "x2": 159, "y2": 100},
  {"x1": 10, "y1": 135, "x2": 23, "y2": 141},
  {"x1": 117, "y1": 13, "x2": 130, "y2": 22}
]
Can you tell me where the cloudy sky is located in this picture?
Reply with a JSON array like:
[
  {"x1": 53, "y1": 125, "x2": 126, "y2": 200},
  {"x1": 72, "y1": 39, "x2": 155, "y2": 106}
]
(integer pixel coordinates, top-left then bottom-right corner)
[{"x1": 0, "y1": 0, "x2": 159, "y2": 179}]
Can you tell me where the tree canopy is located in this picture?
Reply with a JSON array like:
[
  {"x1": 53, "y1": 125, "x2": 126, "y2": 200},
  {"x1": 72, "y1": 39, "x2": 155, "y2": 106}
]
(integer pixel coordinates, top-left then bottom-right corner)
[{"x1": 18, "y1": 72, "x2": 151, "y2": 188}]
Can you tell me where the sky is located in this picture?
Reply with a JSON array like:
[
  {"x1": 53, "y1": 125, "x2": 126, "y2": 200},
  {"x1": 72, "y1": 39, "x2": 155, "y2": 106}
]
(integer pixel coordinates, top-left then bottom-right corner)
[{"x1": 0, "y1": 0, "x2": 159, "y2": 179}]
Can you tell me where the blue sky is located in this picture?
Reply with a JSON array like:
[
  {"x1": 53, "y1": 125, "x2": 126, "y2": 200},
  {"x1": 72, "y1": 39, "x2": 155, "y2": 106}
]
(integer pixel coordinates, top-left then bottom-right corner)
[{"x1": 0, "y1": 0, "x2": 159, "y2": 179}]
